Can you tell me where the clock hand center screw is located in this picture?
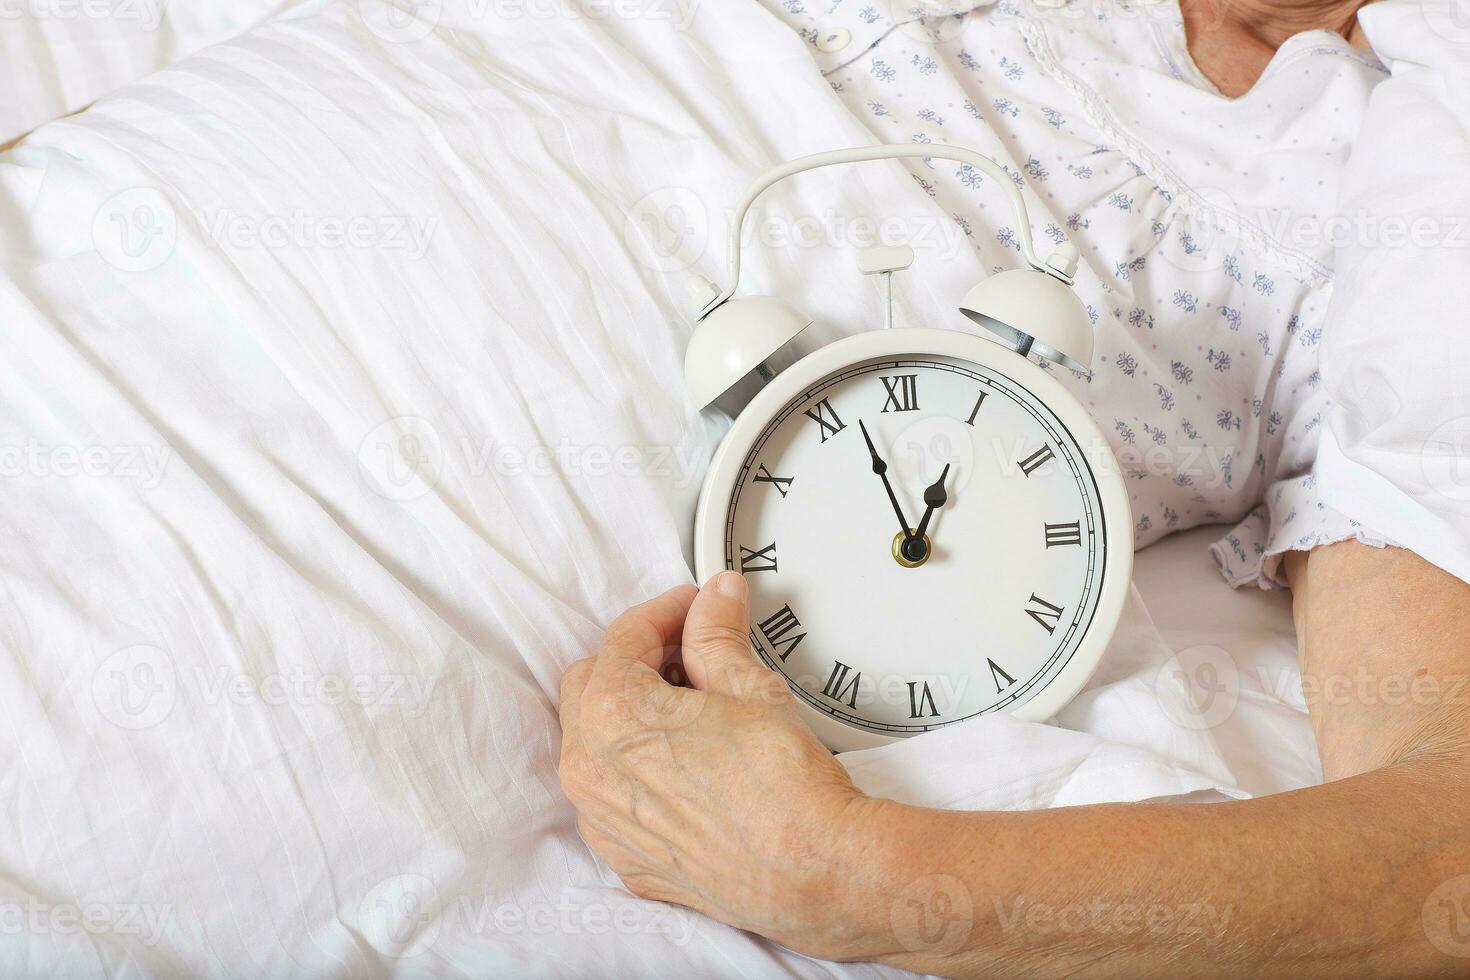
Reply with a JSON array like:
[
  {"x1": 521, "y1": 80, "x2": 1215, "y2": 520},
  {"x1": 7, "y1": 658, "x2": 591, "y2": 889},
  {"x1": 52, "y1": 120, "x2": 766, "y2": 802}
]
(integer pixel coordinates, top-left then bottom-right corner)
[
  {"x1": 901, "y1": 534, "x2": 928, "y2": 563},
  {"x1": 893, "y1": 530, "x2": 932, "y2": 568}
]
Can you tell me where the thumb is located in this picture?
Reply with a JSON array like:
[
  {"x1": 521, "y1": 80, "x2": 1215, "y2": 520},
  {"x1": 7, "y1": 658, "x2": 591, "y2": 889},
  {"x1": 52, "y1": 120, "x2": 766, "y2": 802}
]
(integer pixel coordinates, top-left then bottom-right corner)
[{"x1": 681, "y1": 571, "x2": 766, "y2": 695}]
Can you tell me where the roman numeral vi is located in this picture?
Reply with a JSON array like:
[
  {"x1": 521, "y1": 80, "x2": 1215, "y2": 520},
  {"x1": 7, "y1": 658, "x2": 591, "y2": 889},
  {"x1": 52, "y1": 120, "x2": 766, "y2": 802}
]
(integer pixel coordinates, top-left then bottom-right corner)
[{"x1": 907, "y1": 681, "x2": 939, "y2": 718}]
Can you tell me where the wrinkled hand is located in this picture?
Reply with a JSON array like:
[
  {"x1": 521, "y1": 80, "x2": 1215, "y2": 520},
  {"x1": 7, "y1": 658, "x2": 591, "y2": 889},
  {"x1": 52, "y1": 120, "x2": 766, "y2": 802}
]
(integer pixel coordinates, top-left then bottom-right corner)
[{"x1": 557, "y1": 572, "x2": 880, "y2": 957}]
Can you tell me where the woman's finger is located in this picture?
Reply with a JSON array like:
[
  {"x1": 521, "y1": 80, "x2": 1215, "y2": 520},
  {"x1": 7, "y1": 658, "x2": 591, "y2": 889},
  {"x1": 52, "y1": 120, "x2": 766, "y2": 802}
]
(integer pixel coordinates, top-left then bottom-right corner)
[
  {"x1": 557, "y1": 657, "x2": 595, "y2": 746},
  {"x1": 680, "y1": 572, "x2": 769, "y2": 697},
  {"x1": 591, "y1": 585, "x2": 699, "y2": 683}
]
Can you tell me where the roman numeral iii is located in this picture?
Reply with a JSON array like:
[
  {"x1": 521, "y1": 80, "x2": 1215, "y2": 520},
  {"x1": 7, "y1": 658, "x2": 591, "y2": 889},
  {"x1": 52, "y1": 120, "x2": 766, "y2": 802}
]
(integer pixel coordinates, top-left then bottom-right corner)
[
  {"x1": 821, "y1": 661, "x2": 862, "y2": 709},
  {"x1": 1024, "y1": 593, "x2": 1065, "y2": 634},
  {"x1": 907, "y1": 681, "x2": 939, "y2": 718},
  {"x1": 756, "y1": 604, "x2": 806, "y2": 661},
  {"x1": 880, "y1": 374, "x2": 919, "y2": 413},
  {"x1": 738, "y1": 542, "x2": 778, "y2": 573},
  {"x1": 803, "y1": 398, "x2": 847, "y2": 443},
  {"x1": 1044, "y1": 521, "x2": 1082, "y2": 548}
]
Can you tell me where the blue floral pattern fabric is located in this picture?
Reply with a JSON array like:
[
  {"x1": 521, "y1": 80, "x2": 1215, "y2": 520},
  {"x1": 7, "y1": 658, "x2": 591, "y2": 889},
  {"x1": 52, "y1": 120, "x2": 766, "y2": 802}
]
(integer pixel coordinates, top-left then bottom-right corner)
[{"x1": 754, "y1": 0, "x2": 1395, "y2": 588}]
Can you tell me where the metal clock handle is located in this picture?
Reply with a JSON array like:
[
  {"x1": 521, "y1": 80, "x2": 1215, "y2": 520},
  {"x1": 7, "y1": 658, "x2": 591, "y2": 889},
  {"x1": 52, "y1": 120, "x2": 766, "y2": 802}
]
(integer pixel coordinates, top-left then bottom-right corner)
[{"x1": 698, "y1": 144, "x2": 1047, "y2": 321}]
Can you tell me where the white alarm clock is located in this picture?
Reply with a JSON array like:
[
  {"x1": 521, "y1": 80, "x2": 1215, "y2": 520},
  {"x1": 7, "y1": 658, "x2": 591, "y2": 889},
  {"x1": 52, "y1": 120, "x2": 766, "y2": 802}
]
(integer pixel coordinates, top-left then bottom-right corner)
[{"x1": 686, "y1": 145, "x2": 1132, "y2": 752}]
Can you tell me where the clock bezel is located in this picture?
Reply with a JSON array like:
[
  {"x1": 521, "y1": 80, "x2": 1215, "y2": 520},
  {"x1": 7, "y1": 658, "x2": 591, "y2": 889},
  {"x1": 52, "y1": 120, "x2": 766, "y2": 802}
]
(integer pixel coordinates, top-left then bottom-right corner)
[{"x1": 693, "y1": 326, "x2": 1133, "y2": 752}]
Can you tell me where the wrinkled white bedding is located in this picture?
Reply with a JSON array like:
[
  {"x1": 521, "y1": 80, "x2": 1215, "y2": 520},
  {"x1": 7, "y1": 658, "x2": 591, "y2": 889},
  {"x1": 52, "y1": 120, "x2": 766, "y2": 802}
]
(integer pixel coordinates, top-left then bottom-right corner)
[
  {"x1": 0, "y1": 0, "x2": 300, "y2": 144},
  {"x1": 0, "y1": 2, "x2": 1316, "y2": 975}
]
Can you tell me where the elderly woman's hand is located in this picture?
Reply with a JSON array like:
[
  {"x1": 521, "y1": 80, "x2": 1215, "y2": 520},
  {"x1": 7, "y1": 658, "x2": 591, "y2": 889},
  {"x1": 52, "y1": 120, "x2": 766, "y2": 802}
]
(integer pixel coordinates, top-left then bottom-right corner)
[{"x1": 556, "y1": 572, "x2": 891, "y2": 960}]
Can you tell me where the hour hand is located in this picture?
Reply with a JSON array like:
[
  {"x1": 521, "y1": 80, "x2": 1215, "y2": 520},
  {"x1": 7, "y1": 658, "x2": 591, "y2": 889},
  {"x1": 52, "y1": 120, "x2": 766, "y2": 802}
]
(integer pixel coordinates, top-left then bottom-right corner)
[
  {"x1": 858, "y1": 419, "x2": 913, "y2": 537},
  {"x1": 913, "y1": 463, "x2": 952, "y2": 542}
]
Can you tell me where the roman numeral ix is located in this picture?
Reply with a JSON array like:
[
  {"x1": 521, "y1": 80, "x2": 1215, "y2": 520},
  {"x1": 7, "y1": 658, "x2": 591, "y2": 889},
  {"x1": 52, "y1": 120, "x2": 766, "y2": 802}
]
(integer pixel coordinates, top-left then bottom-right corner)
[{"x1": 738, "y1": 542, "x2": 778, "y2": 573}]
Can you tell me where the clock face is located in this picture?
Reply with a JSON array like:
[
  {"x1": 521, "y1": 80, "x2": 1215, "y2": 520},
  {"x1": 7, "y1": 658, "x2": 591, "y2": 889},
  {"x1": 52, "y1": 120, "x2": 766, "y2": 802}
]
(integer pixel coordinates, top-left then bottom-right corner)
[{"x1": 722, "y1": 353, "x2": 1110, "y2": 739}]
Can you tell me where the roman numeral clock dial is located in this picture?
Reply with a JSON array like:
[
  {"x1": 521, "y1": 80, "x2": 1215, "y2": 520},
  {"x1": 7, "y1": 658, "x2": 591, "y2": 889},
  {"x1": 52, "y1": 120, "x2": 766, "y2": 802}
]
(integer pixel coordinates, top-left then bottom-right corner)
[{"x1": 709, "y1": 352, "x2": 1118, "y2": 751}]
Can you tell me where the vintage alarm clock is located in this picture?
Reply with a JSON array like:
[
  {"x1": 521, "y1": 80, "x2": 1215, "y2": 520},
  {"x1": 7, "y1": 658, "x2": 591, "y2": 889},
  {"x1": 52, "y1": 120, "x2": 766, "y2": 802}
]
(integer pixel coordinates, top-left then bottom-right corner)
[{"x1": 686, "y1": 144, "x2": 1132, "y2": 752}]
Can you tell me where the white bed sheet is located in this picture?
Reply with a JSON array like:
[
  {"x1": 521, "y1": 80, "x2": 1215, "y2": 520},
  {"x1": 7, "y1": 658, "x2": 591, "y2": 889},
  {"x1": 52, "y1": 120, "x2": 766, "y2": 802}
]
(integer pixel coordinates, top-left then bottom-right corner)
[
  {"x1": 0, "y1": 2, "x2": 1318, "y2": 975},
  {"x1": 0, "y1": 0, "x2": 303, "y2": 145}
]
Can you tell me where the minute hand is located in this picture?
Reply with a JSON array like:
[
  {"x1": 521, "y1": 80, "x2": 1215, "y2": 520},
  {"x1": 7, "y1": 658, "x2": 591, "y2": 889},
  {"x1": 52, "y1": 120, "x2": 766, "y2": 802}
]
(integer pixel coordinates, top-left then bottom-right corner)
[{"x1": 858, "y1": 420, "x2": 913, "y2": 538}]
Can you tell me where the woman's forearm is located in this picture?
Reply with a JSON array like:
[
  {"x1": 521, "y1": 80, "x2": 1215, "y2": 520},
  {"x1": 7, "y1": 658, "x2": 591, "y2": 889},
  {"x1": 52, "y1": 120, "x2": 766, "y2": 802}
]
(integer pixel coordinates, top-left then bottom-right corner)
[
  {"x1": 839, "y1": 541, "x2": 1470, "y2": 977},
  {"x1": 834, "y1": 753, "x2": 1469, "y2": 977}
]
